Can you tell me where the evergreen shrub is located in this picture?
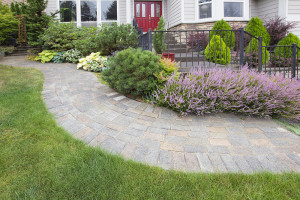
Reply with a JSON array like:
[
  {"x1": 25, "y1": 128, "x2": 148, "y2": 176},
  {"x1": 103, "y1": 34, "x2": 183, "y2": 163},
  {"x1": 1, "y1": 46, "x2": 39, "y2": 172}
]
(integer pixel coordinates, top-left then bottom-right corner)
[
  {"x1": 73, "y1": 26, "x2": 100, "y2": 56},
  {"x1": 39, "y1": 21, "x2": 79, "y2": 51},
  {"x1": 246, "y1": 38, "x2": 269, "y2": 65},
  {"x1": 97, "y1": 23, "x2": 139, "y2": 56},
  {"x1": 102, "y1": 48, "x2": 163, "y2": 97},
  {"x1": 274, "y1": 33, "x2": 300, "y2": 58},
  {"x1": 0, "y1": 2, "x2": 18, "y2": 45},
  {"x1": 210, "y1": 19, "x2": 235, "y2": 48},
  {"x1": 205, "y1": 35, "x2": 231, "y2": 65},
  {"x1": 245, "y1": 17, "x2": 271, "y2": 45},
  {"x1": 153, "y1": 16, "x2": 166, "y2": 54}
]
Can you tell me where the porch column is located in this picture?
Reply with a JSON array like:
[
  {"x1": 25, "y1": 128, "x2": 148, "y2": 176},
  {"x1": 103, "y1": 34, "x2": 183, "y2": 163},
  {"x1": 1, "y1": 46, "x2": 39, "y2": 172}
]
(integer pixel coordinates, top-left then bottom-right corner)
[{"x1": 127, "y1": 0, "x2": 132, "y2": 23}]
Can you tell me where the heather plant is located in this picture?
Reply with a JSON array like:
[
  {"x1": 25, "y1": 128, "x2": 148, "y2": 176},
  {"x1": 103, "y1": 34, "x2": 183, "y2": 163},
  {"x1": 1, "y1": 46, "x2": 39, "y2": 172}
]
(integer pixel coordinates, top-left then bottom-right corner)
[
  {"x1": 102, "y1": 48, "x2": 163, "y2": 97},
  {"x1": 264, "y1": 17, "x2": 296, "y2": 46},
  {"x1": 153, "y1": 65, "x2": 300, "y2": 120},
  {"x1": 63, "y1": 49, "x2": 83, "y2": 63},
  {"x1": 187, "y1": 32, "x2": 208, "y2": 51},
  {"x1": 210, "y1": 19, "x2": 235, "y2": 48},
  {"x1": 205, "y1": 35, "x2": 231, "y2": 65},
  {"x1": 246, "y1": 17, "x2": 271, "y2": 45},
  {"x1": 246, "y1": 38, "x2": 269, "y2": 66},
  {"x1": 274, "y1": 33, "x2": 300, "y2": 58}
]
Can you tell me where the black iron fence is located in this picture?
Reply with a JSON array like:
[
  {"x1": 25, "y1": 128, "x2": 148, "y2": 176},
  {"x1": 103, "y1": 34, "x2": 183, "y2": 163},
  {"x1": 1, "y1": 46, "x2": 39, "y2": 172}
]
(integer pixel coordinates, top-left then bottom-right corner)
[{"x1": 134, "y1": 19, "x2": 300, "y2": 79}]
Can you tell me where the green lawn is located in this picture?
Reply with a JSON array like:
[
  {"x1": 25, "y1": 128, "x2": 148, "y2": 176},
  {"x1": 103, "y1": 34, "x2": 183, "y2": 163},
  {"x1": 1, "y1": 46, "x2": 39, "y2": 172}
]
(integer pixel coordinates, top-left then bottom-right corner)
[{"x1": 0, "y1": 65, "x2": 300, "y2": 199}]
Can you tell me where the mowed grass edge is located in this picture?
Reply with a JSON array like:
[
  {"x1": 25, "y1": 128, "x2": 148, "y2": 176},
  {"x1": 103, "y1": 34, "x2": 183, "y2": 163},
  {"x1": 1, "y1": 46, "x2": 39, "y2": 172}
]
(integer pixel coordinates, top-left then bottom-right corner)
[{"x1": 0, "y1": 65, "x2": 299, "y2": 199}]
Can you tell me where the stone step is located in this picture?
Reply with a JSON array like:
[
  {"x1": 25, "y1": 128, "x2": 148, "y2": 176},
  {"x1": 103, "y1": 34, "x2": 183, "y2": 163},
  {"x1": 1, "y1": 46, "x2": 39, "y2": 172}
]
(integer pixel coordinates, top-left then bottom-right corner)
[{"x1": 174, "y1": 53, "x2": 206, "y2": 62}]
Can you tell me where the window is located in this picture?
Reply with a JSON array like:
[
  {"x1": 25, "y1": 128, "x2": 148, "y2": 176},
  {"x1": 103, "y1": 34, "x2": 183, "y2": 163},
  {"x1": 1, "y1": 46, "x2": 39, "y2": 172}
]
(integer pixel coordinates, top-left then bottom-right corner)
[
  {"x1": 59, "y1": 1, "x2": 77, "y2": 22},
  {"x1": 101, "y1": 0, "x2": 117, "y2": 21},
  {"x1": 224, "y1": 2, "x2": 243, "y2": 17},
  {"x1": 198, "y1": 0, "x2": 212, "y2": 19},
  {"x1": 81, "y1": 0, "x2": 97, "y2": 21},
  {"x1": 136, "y1": 4, "x2": 140, "y2": 17},
  {"x1": 156, "y1": 4, "x2": 160, "y2": 17}
]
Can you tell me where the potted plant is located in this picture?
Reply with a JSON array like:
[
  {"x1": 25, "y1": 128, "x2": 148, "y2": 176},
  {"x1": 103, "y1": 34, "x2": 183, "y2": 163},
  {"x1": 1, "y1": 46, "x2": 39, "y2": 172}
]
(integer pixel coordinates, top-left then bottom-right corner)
[{"x1": 153, "y1": 17, "x2": 175, "y2": 61}]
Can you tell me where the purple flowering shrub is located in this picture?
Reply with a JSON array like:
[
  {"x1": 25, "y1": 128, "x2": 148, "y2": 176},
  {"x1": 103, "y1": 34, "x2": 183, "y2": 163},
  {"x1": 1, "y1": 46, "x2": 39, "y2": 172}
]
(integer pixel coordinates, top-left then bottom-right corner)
[{"x1": 153, "y1": 65, "x2": 300, "y2": 120}]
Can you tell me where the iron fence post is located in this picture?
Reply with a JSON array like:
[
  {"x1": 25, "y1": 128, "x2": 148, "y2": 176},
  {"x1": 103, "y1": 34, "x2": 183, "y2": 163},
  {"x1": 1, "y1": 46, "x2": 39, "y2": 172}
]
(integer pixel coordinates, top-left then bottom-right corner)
[
  {"x1": 148, "y1": 29, "x2": 152, "y2": 51},
  {"x1": 292, "y1": 43, "x2": 297, "y2": 78},
  {"x1": 258, "y1": 36, "x2": 263, "y2": 72},
  {"x1": 239, "y1": 28, "x2": 244, "y2": 66},
  {"x1": 139, "y1": 27, "x2": 143, "y2": 47}
]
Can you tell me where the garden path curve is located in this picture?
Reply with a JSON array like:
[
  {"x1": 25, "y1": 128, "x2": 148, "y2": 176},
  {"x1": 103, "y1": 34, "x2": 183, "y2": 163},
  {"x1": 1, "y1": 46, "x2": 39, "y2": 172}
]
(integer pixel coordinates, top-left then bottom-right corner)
[{"x1": 1, "y1": 56, "x2": 300, "y2": 173}]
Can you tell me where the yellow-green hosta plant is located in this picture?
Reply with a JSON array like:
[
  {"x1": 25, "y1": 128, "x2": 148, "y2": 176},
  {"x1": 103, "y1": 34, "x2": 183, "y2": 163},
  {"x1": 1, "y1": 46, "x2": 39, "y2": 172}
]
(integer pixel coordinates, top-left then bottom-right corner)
[
  {"x1": 77, "y1": 52, "x2": 108, "y2": 72},
  {"x1": 34, "y1": 50, "x2": 57, "y2": 63}
]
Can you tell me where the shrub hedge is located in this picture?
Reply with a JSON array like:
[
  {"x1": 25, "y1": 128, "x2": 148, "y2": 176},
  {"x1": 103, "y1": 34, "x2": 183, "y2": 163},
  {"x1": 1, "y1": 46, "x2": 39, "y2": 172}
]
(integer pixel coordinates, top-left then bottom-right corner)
[
  {"x1": 245, "y1": 17, "x2": 271, "y2": 45},
  {"x1": 274, "y1": 33, "x2": 300, "y2": 58}
]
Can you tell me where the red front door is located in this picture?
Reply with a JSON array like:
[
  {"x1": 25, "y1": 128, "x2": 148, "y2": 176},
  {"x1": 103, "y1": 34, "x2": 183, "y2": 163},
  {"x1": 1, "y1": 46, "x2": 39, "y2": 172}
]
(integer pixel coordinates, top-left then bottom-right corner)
[{"x1": 134, "y1": 1, "x2": 162, "y2": 32}]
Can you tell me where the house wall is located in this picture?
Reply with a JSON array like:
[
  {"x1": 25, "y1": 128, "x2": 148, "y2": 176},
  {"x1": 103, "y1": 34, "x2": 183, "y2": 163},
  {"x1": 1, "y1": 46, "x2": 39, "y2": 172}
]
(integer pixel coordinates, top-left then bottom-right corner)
[
  {"x1": 2, "y1": 0, "x2": 24, "y2": 5},
  {"x1": 287, "y1": 0, "x2": 300, "y2": 37},
  {"x1": 45, "y1": 0, "x2": 57, "y2": 15},
  {"x1": 166, "y1": 0, "x2": 182, "y2": 28},
  {"x1": 184, "y1": 0, "x2": 195, "y2": 22},
  {"x1": 253, "y1": 0, "x2": 279, "y2": 20}
]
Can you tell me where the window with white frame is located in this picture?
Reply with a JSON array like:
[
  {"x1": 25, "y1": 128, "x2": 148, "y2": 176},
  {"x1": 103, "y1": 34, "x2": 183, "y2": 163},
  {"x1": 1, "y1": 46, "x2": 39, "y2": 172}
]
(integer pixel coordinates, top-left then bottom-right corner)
[
  {"x1": 59, "y1": 0, "x2": 118, "y2": 26},
  {"x1": 101, "y1": 0, "x2": 117, "y2": 21},
  {"x1": 224, "y1": 1, "x2": 244, "y2": 17},
  {"x1": 198, "y1": 0, "x2": 212, "y2": 19},
  {"x1": 59, "y1": 0, "x2": 77, "y2": 22}
]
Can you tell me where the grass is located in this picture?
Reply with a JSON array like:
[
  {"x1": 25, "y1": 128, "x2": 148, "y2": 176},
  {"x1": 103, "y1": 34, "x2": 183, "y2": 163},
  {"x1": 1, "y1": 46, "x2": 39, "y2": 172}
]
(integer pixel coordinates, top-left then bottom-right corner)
[
  {"x1": 94, "y1": 72, "x2": 108, "y2": 85},
  {"x1": 275, "y1": 119, "x2": 300, "y2": 136},
  {"x1": 0, "y1": 65, "x2": 300, "y2": 199}
]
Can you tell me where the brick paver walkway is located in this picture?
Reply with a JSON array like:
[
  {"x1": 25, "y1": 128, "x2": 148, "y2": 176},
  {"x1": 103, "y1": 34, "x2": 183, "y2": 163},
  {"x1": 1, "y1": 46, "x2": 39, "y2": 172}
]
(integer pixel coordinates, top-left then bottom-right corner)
[{"x1": 1, "y1": 56, "x2": 300, "y2": 173}]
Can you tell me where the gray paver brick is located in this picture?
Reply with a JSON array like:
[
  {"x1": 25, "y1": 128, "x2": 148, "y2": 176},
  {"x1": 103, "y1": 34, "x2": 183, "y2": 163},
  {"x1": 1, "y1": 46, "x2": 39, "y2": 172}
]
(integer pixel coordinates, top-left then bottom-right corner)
[
  {"x1": 184, "y1": 145, "x2": 207, "y2": 153},
  {"x1": 196, "y1": 153, "x2": 214, "y2": 172},
  {"x1": 208, "y1": 153, "x2": 227, "y2": 172},
  {"x1": 5, "y1": 56, "x2": 300, "y2": 173},
  {"x1": 232, "y1": 155, "x2": 253, "y2": 173},
  {"x1": 221, "y1": 154, "x2": 240, "y2": 172}
]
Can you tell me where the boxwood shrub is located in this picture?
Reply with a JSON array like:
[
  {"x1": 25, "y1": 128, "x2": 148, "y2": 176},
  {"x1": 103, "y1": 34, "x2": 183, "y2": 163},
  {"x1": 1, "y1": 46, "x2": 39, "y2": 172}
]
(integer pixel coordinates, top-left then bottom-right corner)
[
  {"x1": 209, "y1": 19, "x2": 235, "y2": 49},
  {"x1": 246, "y1": 38, "x2": 270, "y2": 65},
  {"x1": 205, "y1": 35, "x2": 231, "y2": 65},
  {"x1": 102, "y1": 48, "x2": 163, "y2": 97},
  {"x1": 245, "y1": 17, "x2": 271, "y2": 45},
  {"x1": 274, "y1": 33, "x2": 300, "y2": 58}
]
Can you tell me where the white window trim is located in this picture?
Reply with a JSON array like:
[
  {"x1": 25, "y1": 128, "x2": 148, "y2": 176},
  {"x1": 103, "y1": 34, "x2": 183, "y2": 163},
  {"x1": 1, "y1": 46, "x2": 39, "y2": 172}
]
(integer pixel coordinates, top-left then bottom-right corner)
[
  {"x1": 57, "y1": 0, "x2": 120, "y2": 27},
  {"x1": 193, "y1": 0, "x2": 249, "y2": 23}
]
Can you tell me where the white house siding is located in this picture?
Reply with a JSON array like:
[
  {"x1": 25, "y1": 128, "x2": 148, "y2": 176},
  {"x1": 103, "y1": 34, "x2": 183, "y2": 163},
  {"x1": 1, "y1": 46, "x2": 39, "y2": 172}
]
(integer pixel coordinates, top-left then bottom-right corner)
[
  {"x1": 166, "y1": 0, "x2": 182, "y2": 28},
  {"x1": 45, "y1": 0, "x2": 58, "y2": 15},
  {"x1": 288, "y1": 0, "x2": 300, "y2": 37},
  {"x1": 255, "y1": 0, "x2": 279, "y2": 20},
  {"x1": 184, "y1": 0, "x2": 195, "y2": 22},
  {"x1": 249, "y1": 0, "x2": 258, "y2": 17},
  {"x1": 119, "y1": 0, "x2": 127, "y2": 24}
]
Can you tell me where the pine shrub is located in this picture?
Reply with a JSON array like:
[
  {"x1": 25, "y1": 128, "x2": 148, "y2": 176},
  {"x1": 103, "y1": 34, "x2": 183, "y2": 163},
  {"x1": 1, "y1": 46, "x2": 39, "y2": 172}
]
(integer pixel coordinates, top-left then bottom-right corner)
[
  {"x1": 274, "y1": 33, "x2": 300, "y2": 58},
  {"x1": 102, "y1": 48, "x2": 163, "y2": 97},
  {"x1": 245, "y1": 17, "x2": 271, "y2": 45},
  {"x1": 246, "y1": 38, "x2": 269, "y2": 65},
  {"x1": 205, "y1": 35, "x2": 231, "y2": 65},
  {"x1": 153, "y1": 16, "x2": 166, "y2": 54},
  {"x1": 210, "y1": 19, "x2": 235, "y2": 49}
]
